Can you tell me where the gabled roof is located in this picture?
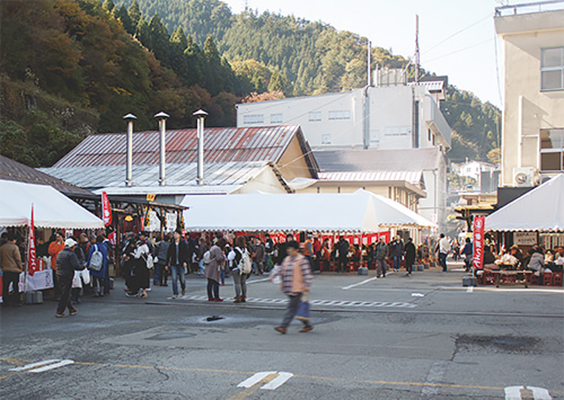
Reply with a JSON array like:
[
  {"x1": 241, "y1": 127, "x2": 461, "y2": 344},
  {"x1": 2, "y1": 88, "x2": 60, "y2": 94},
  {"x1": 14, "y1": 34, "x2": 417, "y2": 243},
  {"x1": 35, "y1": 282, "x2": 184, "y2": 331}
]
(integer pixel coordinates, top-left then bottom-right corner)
[
  {"x1": 52, "y1": 125, "x2": 318, "y2": 177},
  {"x1": 0, "y1": 154, "x2": 92, "y2": 197},
  {"x1": 41, "y1": 161, "x2": 291, "y2": 194},
  {"x1": 313, "y1": 147, "x2": 444, "y2": 173}
]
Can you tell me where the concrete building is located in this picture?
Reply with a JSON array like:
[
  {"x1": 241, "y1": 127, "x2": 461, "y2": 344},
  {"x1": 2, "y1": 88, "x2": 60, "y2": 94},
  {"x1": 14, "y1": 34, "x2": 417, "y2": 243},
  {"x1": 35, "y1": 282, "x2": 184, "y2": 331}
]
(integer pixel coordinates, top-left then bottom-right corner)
[
  {"x1": 495, "y1": 1, "x2": 564, "y2": 187},
  {"x1": 236, "y1": 81, "x2": 451, "y2": 152}
]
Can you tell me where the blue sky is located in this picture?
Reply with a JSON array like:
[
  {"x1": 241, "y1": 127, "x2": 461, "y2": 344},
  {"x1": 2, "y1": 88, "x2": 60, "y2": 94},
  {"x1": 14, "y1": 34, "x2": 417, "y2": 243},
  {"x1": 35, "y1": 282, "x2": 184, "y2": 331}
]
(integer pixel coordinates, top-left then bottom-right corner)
[{"x1": 223, "y1": 0, "x2": 504, "y2": 108}]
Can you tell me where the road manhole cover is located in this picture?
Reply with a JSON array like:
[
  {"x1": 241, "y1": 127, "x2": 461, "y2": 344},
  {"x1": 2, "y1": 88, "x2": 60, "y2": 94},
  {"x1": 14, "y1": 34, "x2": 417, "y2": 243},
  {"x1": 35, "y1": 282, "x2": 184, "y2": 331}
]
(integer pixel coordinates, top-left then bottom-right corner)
[{"x1": 145, "y1": 332, "x2": 196, "y2": 341}]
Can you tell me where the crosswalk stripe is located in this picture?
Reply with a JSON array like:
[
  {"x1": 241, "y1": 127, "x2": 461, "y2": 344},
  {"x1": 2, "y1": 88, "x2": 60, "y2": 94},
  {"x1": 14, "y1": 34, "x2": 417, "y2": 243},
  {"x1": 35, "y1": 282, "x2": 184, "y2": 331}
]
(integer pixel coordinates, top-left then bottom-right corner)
[{"x1": 30, "y1": 360, "x2": 74, "y2": 373}]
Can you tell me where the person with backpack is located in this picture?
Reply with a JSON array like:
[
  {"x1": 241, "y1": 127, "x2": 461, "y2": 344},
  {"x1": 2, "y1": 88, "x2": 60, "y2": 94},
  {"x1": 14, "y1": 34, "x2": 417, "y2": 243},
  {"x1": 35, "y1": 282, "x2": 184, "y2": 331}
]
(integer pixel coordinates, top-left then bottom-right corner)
[
  {"x1": 204, "y1": 239, "x2": 226, "y2": 301},
  {"x1": 228, "y1": 236, "x2": 252, "y2": 303},
  {"x1": 87, "y1": 235, "x2": 108, "y2": 297}
]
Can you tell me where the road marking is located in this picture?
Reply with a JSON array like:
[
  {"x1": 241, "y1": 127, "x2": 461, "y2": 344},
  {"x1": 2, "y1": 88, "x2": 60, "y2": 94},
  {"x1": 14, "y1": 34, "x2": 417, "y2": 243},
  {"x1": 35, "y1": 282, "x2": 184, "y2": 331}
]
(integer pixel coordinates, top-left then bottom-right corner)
[
  {"x1": 419, "y1": 361, "x2": 449, "y2": 399},
  {"x1": 228, "y1": 372, "x2": 278, "y2": 400},
  {"x1": 174, "y1": 294, "x2": 416, "y2": 309},
  {"x1": 9, "y1": 359, "x2": 60, "y2": 372},
  {"x1": 342, "y1": 277, "x2": 378, "y2": 290},
  {"x1": 467, "y1": 286, "x2": 474, "y2": 293},
  {"x1": 505, "y1": 386, "x2": 552, "y2": 400},
  {"x1": 261, "y1": 372, "x2": 293, "y2": 390},
  {"x1": 237, "y1": 371, "x2": 277, "y2": 388},
  {"x1": 30, "y1": 359, "x2": 74, "y2": 373},
  {"x1": 246, "y1": 278, "x2": 271, "y2": 284}
]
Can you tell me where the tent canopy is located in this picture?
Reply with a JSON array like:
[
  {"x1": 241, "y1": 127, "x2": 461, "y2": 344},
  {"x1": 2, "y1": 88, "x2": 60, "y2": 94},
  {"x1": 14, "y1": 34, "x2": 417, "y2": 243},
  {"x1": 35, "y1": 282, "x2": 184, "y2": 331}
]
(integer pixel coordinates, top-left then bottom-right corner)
[
  {"x1": 0, "y1": 180, "x2": 104, "y2": 229},
  {"x1": 485, "y1": 174, "x2": 564, "y2": 232},
  {"x1": 181, "y1": 189, "x2": 435, "y2": 233}
]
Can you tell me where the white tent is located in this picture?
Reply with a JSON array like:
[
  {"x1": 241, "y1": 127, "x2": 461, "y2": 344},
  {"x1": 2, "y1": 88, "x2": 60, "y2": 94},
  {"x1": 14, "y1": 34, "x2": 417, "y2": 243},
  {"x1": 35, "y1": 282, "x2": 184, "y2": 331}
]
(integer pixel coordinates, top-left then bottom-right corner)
[
  {"x1": 0, "y1": 180, "x2": 104, "y2": 229},
  {"x1": 181, "y1": 189, "x2": 435, "y2": 232},
  {"x1": 485, "y1": 174, "x2": 564, "y2": 232}
]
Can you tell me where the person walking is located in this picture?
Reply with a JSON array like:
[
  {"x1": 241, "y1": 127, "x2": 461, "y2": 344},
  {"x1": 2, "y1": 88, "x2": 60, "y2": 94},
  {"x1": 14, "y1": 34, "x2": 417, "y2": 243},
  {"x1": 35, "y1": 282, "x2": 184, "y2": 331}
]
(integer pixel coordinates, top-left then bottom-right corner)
[
  {"x1": 271, "y1": 241, "x2": 313, "y2": 334},
  {"x1": 48, "y1": 232, "x2": 65, "y2": 300},
  {"x1": 461, "y1": 238, "x2": 473, "y2": 272},
  {"x1": 71, "y1": 237, "x2": 87, "y2": 304},
  {"x1": 197, "y1": 237, "x2": 208, "y2": 277},
  {"x1": 166, "y1": 229, "x2": 190, "y2": 299},
  {"x1": 87, "y1": 235, "x2": 108, "y2": 297},
  {"x1": 253, "y1": 237, "x2": 265, "y2": 275},
  {"x1": 205, "y1": 239, "x2": 226, "y2": 301},
  {"x1": 228, "y1": 236, "x2": 250, "y2": 303},
  {"x1": 336, "y1": 236, "x2": 349, "y2": 273},
  {"x1": 264, "y1": 233, "x2": 274, "y2": 272},
  {"x1": 130, "y1": 238, "x2": 151, "y2": 299},
  {"x1": 55, "y1": 239, "x2": 85, "y2": 318},
  {"x1": 390, "y1": 236, "x2": 404, "y2": 272},
  {"x1": 0, "y1": 233, "x2": 23, "y2": 307},
  {"x1": 374, "y1": 237, "x2": 388, "y2": 278},
  {"x1": 404, "y1": 237, "x2": 416, "y2": 277},
  {"x1": 438, "y1": 234, "x2": 451, "y2": 272},
  {"x1": 155, "y1": 233, "x2": 172, "y2": 286}
]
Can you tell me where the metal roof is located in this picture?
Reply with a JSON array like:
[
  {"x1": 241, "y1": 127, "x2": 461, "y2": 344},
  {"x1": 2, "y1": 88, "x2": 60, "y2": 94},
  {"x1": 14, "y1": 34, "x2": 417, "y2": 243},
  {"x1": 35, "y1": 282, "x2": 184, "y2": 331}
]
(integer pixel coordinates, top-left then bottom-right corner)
[
  {"x1": 0, "y1": 155, "x2": 92, "y2": 196},
  {"x1": 319, "y1": 170, "x2": 424, "y2": 186},
  {"x1": 41, "y1": 161, "x2": 291, "y2": 192},
  {"x1": 53, "y1": 125, "x2": 316, "y2": 172},
  {"x1": 314, "y1": 148, "x2": 444, "y2": 173}
]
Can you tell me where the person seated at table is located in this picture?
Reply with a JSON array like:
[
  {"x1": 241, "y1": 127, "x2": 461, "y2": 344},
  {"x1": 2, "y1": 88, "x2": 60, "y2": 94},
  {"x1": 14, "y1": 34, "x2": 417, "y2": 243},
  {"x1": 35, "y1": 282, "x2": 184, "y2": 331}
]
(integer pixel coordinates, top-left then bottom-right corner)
[
  {"x1": 554, "y1": 246, "x2": 564, "y2": 266},
  {"x1": 527, "y1": 246, "x2": 545, "y2": 276},
  {"x1": 483, "y1": 245, "x2": 496, "y2": 269},
  {"x1": 509, "y1": 245, "x2": 524, "y2": 268},
  {"x1": 495, "y1": 248, "x2": 519, "y2": 269}
]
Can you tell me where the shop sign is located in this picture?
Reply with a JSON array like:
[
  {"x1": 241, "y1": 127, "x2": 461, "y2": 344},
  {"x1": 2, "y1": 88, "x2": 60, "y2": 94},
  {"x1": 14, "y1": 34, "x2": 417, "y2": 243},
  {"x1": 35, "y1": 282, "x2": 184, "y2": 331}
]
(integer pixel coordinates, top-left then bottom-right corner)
[{"x1": 473, "y1": 216, "x2": 485, "y2": 270}]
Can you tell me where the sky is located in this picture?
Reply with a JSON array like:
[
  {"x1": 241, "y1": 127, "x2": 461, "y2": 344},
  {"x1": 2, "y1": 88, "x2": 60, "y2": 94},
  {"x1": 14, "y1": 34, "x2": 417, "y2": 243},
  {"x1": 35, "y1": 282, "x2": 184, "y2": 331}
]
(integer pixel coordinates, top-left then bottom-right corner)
[{"x1": 222, "y1": 0, "x2": 505, "y2": 108}]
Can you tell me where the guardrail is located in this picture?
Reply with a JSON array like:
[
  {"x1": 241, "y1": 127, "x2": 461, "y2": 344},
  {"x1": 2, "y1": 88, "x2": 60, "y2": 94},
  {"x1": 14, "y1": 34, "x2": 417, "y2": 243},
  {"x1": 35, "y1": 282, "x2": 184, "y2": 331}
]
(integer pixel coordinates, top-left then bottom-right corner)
[{"x1": 495, "y1": 0, "x2": 564, "y2": 17}]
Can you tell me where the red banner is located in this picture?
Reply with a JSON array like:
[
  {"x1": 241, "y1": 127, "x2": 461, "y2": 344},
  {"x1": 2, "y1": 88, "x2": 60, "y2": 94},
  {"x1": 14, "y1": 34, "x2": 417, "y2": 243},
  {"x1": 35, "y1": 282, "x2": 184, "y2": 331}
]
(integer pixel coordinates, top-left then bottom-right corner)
[
  {"x1": 102, "y1": 192, "x2": 112, "y2": 227},
  {"x1": 473, "y1": 216, "x2": 485, "y2": 270},
  {"x1": 28, "y1": 205, "x2": 39, "y2": 276}
]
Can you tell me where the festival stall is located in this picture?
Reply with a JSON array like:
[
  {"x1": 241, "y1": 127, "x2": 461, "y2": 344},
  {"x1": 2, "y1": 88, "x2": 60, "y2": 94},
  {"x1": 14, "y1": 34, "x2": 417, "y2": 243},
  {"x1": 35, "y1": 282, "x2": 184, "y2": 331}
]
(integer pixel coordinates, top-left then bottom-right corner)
[
  {"x1": 0, "y1": 180, "x2": 104, "y2": 300},
  {"x1": 181, "y1": 189, "x2": 435, "y2": 233},
  {"x1": 478, "y1": 175, "x2": 564, "y2": 287}
]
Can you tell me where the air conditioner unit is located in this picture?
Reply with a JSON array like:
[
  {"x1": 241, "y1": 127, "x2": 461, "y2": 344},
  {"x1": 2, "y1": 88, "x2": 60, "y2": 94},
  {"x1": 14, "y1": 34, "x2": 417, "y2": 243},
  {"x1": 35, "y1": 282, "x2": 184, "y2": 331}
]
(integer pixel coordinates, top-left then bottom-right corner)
[{"x1": 512, "y1": 167, "x2": 537, "y2": 187}]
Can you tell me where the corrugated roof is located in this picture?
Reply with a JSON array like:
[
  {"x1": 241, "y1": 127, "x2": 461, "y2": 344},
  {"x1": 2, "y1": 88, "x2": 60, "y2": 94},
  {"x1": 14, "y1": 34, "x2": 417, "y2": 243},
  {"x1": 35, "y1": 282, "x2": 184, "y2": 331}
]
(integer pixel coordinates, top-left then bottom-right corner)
[
  {"x1": 314, "y1": 148, "x2": 443, "y2": 173},
  {"x1": 319, "y1": 170, "x2": 423, "y2": 186},
  {"x1": 53, "y1": 125, "x2": 314, "y2": 170},
  {"x1": 0, "y1": 155, "x2": 92, "y2": 197},
  {"x1": 41, "y1": 161, "x2": 290, "y2": 192}
]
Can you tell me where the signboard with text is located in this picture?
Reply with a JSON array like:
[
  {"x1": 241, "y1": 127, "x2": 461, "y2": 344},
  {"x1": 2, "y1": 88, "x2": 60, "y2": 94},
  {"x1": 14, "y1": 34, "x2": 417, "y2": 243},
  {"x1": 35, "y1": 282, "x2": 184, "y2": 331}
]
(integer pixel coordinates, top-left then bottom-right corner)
[{"x1": 473, "y1": 216, "x2": 485, "y2": 270}]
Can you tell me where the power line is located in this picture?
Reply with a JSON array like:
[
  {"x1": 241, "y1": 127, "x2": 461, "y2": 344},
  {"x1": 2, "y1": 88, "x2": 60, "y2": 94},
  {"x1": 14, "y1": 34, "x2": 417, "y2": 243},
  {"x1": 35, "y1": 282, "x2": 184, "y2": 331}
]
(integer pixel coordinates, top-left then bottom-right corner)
[{"x1": 424, "y1": 38, "x2": 494, "y2": 64}]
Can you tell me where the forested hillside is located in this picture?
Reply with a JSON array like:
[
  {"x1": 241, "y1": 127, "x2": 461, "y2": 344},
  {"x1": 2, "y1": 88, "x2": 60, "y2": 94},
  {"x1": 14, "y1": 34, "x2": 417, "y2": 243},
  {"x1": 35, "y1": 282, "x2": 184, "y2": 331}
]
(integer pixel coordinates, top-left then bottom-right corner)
[{"x1": 0, "y1": 0, "x2": 500, "y2": 168}]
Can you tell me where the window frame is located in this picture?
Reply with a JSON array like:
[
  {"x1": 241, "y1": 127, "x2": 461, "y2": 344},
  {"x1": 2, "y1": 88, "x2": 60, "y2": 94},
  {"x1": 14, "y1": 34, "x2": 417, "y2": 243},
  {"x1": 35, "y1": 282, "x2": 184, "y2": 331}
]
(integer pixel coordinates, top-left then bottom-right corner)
[
  {"x1": 539, "y1": 128, "x2": 564, "y2": 172},
  {"x1": 540, "y1": 47, "x2": 564, "y2": 92}
]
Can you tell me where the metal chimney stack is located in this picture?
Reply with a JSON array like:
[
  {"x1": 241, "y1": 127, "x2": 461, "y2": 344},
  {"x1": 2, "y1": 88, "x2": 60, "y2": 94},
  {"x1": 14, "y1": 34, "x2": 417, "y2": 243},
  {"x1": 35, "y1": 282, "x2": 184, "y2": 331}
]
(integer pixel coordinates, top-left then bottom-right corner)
[
  {"x1": 154, "y1": 111, "x2": 170, "y2": 186},
  {"x1": 193, "y1": 109, "x2": 208, "y2": 186},
  {"x1": 123, "y1": 113, "x2": 137, "y2": 187}
]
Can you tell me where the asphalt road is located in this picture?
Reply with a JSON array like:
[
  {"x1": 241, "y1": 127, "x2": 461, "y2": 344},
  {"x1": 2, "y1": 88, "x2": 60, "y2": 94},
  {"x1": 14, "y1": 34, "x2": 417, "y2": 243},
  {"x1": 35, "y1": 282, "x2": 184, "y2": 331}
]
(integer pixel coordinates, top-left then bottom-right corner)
[{"x1": 1, "y1": 264, "x2": 563, "y2": 400}]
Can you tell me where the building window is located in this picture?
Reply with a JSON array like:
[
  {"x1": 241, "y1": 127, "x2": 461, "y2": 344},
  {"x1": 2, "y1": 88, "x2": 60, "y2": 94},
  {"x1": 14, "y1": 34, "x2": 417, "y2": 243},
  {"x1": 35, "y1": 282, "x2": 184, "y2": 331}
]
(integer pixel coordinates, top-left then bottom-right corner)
[
  {"x1": 321, "y1": 134, "x2": 332, "y2": 144},
  {"x1": 270, "y1": 113, "x2": 283, "y2": 124},
  {"x1": 541, "y1": 47, "x2": 564, "y2": 91},
  {"x1": 384, "y1": 126, "x2": 411, "y2": 136},
  {"x1": 309, "y1": 111, "x2": 322, "y2": 122},
  {"x1": 328, "y1": 110, "x2": 350, "y2": 120},
  {"x1": 243, "y1": 114, "x2": 264, "y2": 124},
  {"x1": 540, "y1": 129, "x2": 564, "y2": 172}
]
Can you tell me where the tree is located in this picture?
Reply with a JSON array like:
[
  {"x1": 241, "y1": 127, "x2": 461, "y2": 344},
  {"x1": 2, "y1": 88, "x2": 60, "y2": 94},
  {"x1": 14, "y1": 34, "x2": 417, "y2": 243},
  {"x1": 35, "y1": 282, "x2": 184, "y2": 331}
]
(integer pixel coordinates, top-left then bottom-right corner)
[
  {"x1": 102, "y1": 0, "x2": 115, "y2": 13},
  {"x1": 114, "y1": 5, "x2": 134, "y2": 35},
  {"x1": 128, "y1": 0, "x2": 141, "y2": 28}
]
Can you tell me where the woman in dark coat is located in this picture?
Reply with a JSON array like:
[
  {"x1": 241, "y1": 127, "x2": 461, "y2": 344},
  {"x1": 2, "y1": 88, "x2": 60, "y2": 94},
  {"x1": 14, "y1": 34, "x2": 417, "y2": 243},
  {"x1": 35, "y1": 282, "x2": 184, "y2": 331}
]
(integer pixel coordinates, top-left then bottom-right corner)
[{"x1": 404, "y1": 237, "x2": 416, "y2": 277}]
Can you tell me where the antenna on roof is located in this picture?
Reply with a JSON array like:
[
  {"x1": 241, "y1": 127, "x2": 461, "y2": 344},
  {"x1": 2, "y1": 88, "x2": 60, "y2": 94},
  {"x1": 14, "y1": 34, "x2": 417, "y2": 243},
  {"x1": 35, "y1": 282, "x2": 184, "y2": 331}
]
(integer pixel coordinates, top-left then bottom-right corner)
[
  {"x1": 367, "y1": 39, "x2": 372, "y2": 87},
  {"x1": 414, "y1": 14, "x2": 420, "y2": 85}
]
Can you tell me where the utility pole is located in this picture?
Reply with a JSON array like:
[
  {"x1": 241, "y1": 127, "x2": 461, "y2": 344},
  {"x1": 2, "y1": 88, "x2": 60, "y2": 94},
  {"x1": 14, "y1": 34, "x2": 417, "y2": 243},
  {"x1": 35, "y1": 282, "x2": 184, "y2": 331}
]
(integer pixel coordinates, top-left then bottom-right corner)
[
  {"x1": 367, "y1": 40, "x2": 372, "y2": 87},
  {"x1": 415, "y1": 14, "x2": 420, "y2": 84}
]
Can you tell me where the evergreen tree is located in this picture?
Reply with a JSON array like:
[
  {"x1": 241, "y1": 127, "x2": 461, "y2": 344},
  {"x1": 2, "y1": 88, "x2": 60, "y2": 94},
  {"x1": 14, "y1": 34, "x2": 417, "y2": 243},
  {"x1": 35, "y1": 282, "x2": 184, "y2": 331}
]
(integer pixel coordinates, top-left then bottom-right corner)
[
  {"x1": 128, "y1": 0, "x2": 141, "y2": 28},
  {"x1": 114, "y1": 5, "x2": 134, "y2": 35},
  {"x1": 102, "y1": 0, "x2": 115, "y2": 13}
]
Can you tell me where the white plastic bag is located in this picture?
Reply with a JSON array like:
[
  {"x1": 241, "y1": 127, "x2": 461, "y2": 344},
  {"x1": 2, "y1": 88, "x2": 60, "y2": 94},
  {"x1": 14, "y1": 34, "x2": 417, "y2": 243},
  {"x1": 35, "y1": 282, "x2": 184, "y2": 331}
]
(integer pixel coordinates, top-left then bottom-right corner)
[
  {"x1": 270, "y1": 265, "x2": 282, "y2": 285},
  {"x1": 72, "y1": 271, "x2": 82, "y2": 288},
  {"x1": 81, "y1": 268, "x2": 91, "y2": 285}
]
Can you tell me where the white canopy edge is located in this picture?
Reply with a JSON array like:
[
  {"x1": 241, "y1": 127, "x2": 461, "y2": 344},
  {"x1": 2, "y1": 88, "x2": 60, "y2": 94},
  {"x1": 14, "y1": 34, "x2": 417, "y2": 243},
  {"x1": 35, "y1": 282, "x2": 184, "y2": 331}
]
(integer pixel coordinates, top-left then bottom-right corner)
[{"x1": 0, "y1": 180, "x2": 105, "y2": 229}]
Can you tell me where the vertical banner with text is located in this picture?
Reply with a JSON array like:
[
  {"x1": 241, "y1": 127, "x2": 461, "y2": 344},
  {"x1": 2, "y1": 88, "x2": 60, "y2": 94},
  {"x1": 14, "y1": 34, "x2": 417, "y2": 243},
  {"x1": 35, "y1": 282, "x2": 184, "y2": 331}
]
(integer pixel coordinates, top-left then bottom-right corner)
[
  {"x1": 102, "y1": 191, "x2": 112, "y2": 227},
  {"x1": 28, "y1": 205, "x2": 39, "y2": 276},
  {"x1": 473, "y1": 216, "x2": 485, "y2": 270}
]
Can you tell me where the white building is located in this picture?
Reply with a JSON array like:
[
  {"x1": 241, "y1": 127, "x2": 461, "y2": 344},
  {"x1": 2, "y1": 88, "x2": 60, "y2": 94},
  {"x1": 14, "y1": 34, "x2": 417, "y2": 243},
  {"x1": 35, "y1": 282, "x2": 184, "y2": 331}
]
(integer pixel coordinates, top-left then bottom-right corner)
[
  {"x1": 236, "y1": 76, "x2": 453, "y2": 230},
  {"x1": 236, "y1": 79, "x2": 451, "y2": 152}
]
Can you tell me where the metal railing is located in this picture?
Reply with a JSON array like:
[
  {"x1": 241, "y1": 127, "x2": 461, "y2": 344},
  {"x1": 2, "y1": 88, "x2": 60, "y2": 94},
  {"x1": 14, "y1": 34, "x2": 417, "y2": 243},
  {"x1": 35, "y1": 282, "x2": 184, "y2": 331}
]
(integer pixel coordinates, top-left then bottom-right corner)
[{"x1": 495, "y1": 0, "x2": 564, "y2": 17}]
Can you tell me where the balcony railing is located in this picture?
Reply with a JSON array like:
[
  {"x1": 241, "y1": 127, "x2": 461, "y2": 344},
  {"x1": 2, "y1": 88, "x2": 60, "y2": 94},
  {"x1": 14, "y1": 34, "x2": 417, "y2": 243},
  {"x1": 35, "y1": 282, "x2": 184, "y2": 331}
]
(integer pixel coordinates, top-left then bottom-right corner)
[{"x1": 495, "y1": 0, "x2": 564, "y2": 17}]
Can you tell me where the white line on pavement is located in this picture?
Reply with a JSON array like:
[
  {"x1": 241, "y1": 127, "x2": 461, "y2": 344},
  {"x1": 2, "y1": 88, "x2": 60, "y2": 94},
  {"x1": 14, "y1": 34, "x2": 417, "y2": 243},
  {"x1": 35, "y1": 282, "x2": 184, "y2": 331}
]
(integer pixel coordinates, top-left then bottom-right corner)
[
  {"x1": 9, "y1": 359, "x2": 60, "y2": 372},
  {"x1": 342, "y1": 277, "x2": 378, "y2": 290},
  {"x1": 30, "y1": 360, "x2": 74, "y2": 373},
  {"x1": 237, "y1": 371, "x2": 277, "y2": 388},
  {"x1": 261, "y1": 372, "x2": 294, "y2": 390},
  {"x1": 246, "y1": 278, "x2": 271, "y2": 284},
  {"x1": 467, "y1": 286, "x2": 474, "y2": 293}
]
